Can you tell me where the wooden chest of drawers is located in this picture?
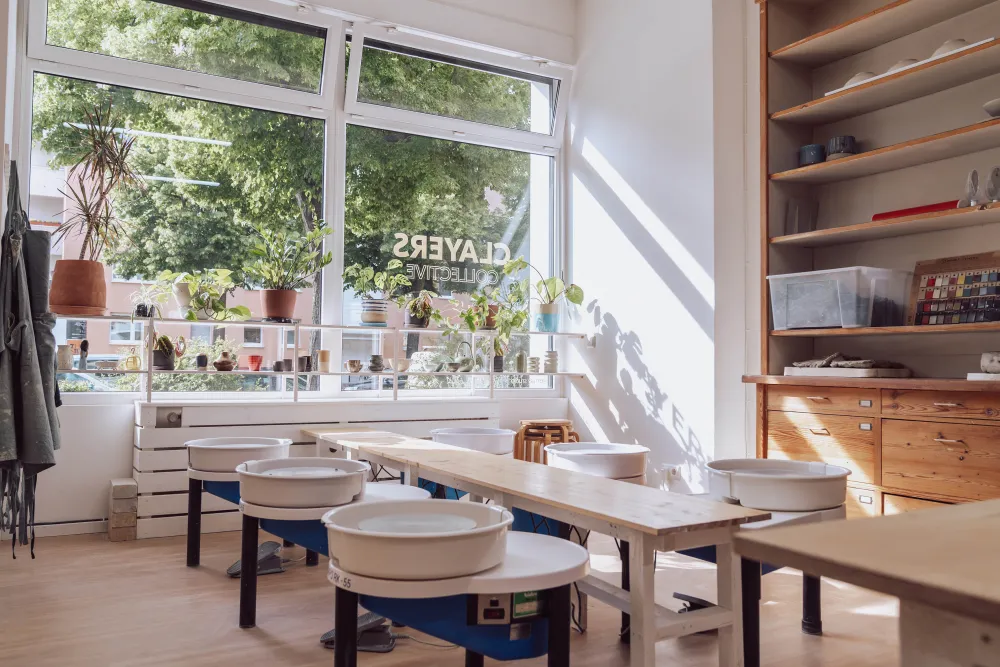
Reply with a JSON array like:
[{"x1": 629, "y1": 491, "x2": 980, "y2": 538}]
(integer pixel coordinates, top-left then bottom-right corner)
[{"x1": 751, "y1": 380, "x2": 1000, "y2": 517}]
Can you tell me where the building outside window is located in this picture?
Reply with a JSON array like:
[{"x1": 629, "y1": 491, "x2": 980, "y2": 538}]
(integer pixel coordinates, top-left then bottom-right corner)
[{"x1": 109, "y1": 321, "x2": 143, "y2": 344}]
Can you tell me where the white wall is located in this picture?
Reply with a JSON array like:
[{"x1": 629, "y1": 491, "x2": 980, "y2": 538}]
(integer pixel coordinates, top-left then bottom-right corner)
[{"x1": 567, "y1": 0, "x2": 752, "y2": 490}]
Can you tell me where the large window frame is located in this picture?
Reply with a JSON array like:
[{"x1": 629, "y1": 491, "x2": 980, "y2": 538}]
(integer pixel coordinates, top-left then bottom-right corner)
[{"x1": 17, "y1": 0, "x2": 571, "y2": 401}]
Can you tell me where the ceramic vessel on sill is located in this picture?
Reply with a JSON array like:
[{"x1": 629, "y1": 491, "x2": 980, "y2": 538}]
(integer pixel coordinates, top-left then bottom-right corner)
[
  {"x1": 534, "y1": 302, "x2": 560, "y2": 332},
  {"x1": 152, "y1": 350, "x2": 175, "y2": 371},
  {"x1": 404, "y1": 311, "x2": 429, "y2": 328},
  {"x1": 361, "y1": 298, "x2": 389, "y2": 324},
  {"x1": 49, "y1": 259, "x2": 108, "y2": 316},
  {"x1": 981, "y1": 352, "x2": 1000, "y2": 374},
  {"x1": 261, "y1": 289, "x2": 296, "y2": 321}
]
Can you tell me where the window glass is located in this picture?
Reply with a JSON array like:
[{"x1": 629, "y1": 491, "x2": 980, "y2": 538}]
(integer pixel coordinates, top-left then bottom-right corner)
[
  {"x1": 357, "y1": 40, "x2": 557, "y2": 134},
  {"x1": 66, "y1": 319, "x2": 87, "y2": 339},
  {"x1": 342, "y1": 124, "x2": 554, "y2": 391},
  {"x1": 110, "y1": 321, "x2": 143, "y2": 343},
  {"x1": 243, "y1": 327, "x2": 263, "y2": 347},
  {"x1": 45, "y1": 0, "x2": 327, "y2": 93},
  {"x1": 32, "y1": 73, "x2": 325, "y2": 393}
]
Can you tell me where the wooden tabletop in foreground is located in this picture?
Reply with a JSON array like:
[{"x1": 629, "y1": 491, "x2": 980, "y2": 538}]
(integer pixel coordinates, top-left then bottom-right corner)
[
  {"x1": 735, "y1": 499, "x2": 1000, "y2": 624},
  {"x1": 346, "y1": 438, "x2": 769, "y2": 537}
]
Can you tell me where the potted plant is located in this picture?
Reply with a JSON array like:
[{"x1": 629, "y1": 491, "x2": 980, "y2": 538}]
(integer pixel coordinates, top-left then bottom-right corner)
[
  {"x1": 151, "y1": 334, "x2": 186, "y2": 371},
  {"x1": 50, "y1": 102, "x2": 143, "y2": 316},
  {"x1": 343, "y1": 259, "x2": 412, "y2": 325},
  {"x1": 398, "y1": 290, "x2": 441, "y2": 328},
  {"x1": 129, "y1": 282, "x2": 170, "y2": 319},
  {"x1": 454, "y1": 283, "x2": 528, "y2": 371},
  {"x1": 503, "y1": 257, "x2": 584, "y2": 333},
  {"x1": 242, "y1": 221, "x2": 333, "y2": 321},
  {"x1": 159, "y1": 269, "x2": 251, "y2": 321}
]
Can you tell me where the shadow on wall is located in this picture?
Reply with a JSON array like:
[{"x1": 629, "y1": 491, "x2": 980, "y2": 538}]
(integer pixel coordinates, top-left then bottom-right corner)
[{"x1": 569, "y1": 301, "x2": 708, "y2": 493}]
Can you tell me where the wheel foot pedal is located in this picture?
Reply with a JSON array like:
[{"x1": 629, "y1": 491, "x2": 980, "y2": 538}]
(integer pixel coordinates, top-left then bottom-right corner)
[
  {"x1": 227, "y1": 541, "x2": 285, "y2": 578},
  {"x1": 673, "y1": 593, "x2": 719, "y2": 634},
  {"x1": 321, "y1": 612, "x2": 394, "y2": 652}
]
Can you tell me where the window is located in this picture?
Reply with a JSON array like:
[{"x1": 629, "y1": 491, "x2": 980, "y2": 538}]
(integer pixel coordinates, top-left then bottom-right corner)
[
  {"x1": 190, "y1": 324, "x2": 213, "y2": 342},
  {"x1": 43, "y1": 0, "x2": 327, "y2": 93},
  {"x1": 109, "y1": 321, "x2": 143, "y2": 344},
  {"x1": 66, "y1": 319, "x2": 87, "y2": 339},
  {"x1": 243, "y1": 327, "x2": 263, "y2": 347}
]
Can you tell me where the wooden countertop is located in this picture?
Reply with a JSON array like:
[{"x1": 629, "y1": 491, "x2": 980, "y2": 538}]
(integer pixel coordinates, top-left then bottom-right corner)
[
  {"x1": 743, "y1": 374, "x2": 1000, "y2": 392},
  {"x1": 340, "y1": 436, "x2": 770, "y2": 538},
  {"x1": 734, "y1": 499, "x2": 1000, "y2": 624},
  {"x1": 300, "y1": 425, "x2": 375, "y2": 439}
]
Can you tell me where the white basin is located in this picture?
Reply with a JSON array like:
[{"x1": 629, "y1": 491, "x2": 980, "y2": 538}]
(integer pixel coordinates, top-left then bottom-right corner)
[
  {"x1": 238, "y1": 457, "x2": 369, "y2": 509},
  {"x1": 324, "y1": 499, "x2": 513, "y2": 580},
  {"x1": 707, "y1": 459, "x2": 850, "y2": 512},
  {"x1": 186, "y1": 437, "x2": 290, "y2": 473},
  {"x1": 544, "y1": 442, "x2": 649, "y2": 480},
  {"x1": 430, "y1": 427, "x2": 516, "y2": 455}
]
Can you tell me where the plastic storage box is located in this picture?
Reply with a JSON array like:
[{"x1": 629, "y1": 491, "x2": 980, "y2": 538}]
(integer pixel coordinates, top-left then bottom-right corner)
[{"x1": 768, "y1": 267, "x2": 912, "y2": 329}]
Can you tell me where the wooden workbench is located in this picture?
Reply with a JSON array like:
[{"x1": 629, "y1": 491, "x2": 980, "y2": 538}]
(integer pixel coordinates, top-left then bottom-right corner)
[
  {"x1": 735, "y1": 500, "x2": 1000, "y2": 666},
  {"x1": 307, "y1": 428, "x2": 770, "y2": 667}
]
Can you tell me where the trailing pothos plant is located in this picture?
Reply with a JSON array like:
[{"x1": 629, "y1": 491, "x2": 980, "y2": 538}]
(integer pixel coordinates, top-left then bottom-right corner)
[
  {"x1": 451, "y1": 281, "x2": 529, "y2": 356},
  {"x1": 342, "y1": 259, "x2": 412, "y2": 301},
  {"x1": 158, "y1": 269, "x2": 251, "y2": 321},
  {"x1": 502, "y1": 256, "x2": 584, "y2": 307},
  {"x1": 242, "y1": 221, "x2": 333, "y2": 290}
]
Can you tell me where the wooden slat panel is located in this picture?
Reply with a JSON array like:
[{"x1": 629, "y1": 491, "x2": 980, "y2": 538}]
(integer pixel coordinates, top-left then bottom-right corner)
[
  {"x1": 767, "y1": 385, "x2": 879, "y2": 416},
  {"x1": 883, "y1": 420, "x2": 1000, "y2": 501},
  {"x1": 137, "y1": 511, "x2": 240, "y2": 539},
  {"x1": 134, "y1": 470, "x2": 188, "y2": 494},
  {"x1": 137, "y1": 493, "x2": 236, "y2": 517},
  {"x1": 766, "y1": 411, "x2": 878, "y2": 484},
  {"x1": 846, "y1": 485, "x2": 880, "y2": 520},
  {"x1": 884, "y1": 493, "x2": 951, "y2": 515},
  {"x1": 882, "y1": 390, "x2": 1000, "y2": 421},
  {"x1": 134, "y1": 444, "x2": 315, "y2": 472}
]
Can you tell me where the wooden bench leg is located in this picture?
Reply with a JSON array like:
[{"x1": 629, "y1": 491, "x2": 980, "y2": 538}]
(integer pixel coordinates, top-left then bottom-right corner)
[
  {"x1": 334, "y1": 587, "x2": 358, "y2": 667},
  {"x1": 628, "y1": 534, "x2": 656, "y2": 667},
  {"x1": 802, "y1": 575, "x2": 822, "y2": 636},
  {"x1": 742, "y1": 558, "x2": 762, "y2": 667},
  {"x1": 239, "y1": 514, "x2": 259, "y2": 629},
  {"x1": 717, "y1": 535, "x2": 744, "y2": 667},
  {"x1": 186, "y1": 478, "x2": 202, "y2": 567}
]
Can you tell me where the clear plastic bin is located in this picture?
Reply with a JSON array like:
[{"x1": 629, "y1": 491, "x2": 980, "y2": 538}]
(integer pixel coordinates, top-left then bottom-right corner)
[{"x1": 768, "y1": 267, "x2": 912, "y2": 330}]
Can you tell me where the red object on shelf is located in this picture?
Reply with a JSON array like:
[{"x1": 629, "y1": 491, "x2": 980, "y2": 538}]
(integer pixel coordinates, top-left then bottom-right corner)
[{"x1": 871, "y1": 201, "x2": 960, "y2": 221}]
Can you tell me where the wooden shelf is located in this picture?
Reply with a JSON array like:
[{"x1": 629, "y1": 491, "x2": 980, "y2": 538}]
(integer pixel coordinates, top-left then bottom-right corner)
[
  {"x1": 771, "y1": 322, "x2": 1000, "y2": 337},
  {"x1": 744, "y1": 374, "x2": 1000, "y2": 392},
  {"x1": 770, "y1": 119, "x2": 1000, "y2": 185},
  {"x1": 772, "y1": 38, "x2": 1000, "y2": 124},
  {"x1": 770, "y1": 0, "x2": 995, "y2": 68},
  {"x1": 770, "y1": 203, "x2": 1000, "y2": 247}
]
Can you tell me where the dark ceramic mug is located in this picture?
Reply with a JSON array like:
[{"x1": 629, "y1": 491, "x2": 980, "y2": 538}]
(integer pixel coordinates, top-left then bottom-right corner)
[{"x1": 798, "y1": 144, "x2": 826, "y2": 167}]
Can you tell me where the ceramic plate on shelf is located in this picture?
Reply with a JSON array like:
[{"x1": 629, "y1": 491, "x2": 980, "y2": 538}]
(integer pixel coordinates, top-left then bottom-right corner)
[
  {"x1": 324, "y1": 499, "x2": 513, "y2": 580},
  {"x1": 186, "y1": 437, "x2": 291, "y2": 473},
  {"x1": 238, "y1": 457, "x2": 369, "y2": 509}
]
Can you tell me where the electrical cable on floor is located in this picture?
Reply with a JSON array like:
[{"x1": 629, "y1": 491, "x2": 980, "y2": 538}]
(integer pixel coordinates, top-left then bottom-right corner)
[{"x1": 392, "y1": 633, "x2": 459, "y2": 649}]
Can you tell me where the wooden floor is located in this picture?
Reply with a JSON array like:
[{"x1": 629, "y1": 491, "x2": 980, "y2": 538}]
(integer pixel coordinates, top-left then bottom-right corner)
[{"x1": 0, "y1": 531, "x2": 899, "y2": 666}]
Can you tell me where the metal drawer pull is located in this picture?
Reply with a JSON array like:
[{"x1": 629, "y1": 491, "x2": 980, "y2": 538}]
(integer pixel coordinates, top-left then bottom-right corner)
[
  {"x1": 933, "y1": 438, "x2": 965, "y2": 445},
  {"x1": 809, "y1": 428, "x2": 830, "y2": 435},
  {"x1": 859, "y1": 400, "x2": 873, "y2": 408},
  {"x1": 859, "y1": 495, "x2": 873, "y2": 505},
  {"x1": 805, "y1": 396, "x2": 828, "y2": 401},
  {"x1": 859, "y1": 423, "x2": 872, "y2": 431},
  {"x1": 933, "y1": 402, "x2": 963, "y2": 408}
]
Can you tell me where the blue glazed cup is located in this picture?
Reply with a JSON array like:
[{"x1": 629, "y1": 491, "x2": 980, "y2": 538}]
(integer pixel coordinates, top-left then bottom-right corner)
[
  {"x1": 799, "y1": 144, "x2": 826, "y2": 166},
  {"x1": 534, "y1": 306, "x2": 560, "y2": 333}
]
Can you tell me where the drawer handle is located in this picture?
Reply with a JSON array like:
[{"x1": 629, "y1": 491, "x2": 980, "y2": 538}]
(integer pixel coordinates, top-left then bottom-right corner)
[
  {"x1": 859, "y1": 400, "x2": 873, "y2": 408},
  {"x1": 933, "y1": 402, "x2": 963, "y2": 408},
  {"x1": 809, "y1": 428, "x2": 830, "y2": 435},
  {"x1": 859, "y1": 423, "x2": 872, "y2": 431},
  {"x1": 805, "y1": 396, "x2": 828, "y2": 402},
  {"x1": 933, "y1": 438, "x2": 965, "y2": 445},
  {"x1": 859, "y1": 495, "x2": 874, "y2": 505}
]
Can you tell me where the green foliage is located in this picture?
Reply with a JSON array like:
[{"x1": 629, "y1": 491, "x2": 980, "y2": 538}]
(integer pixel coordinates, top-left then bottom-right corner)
[
  {"x1": 160, "y1": 269, "x2": 251, "y2": 321},
  {"x1": 153, "y1": 335, "x2": 175, "y2": 355},
  {"x1": 243, "y1": 221, "x2": 333, "y2": 291},
  {"x1": 343, "y1": 259, "x2": 412, "y2": 301},
  {"x1": 398, "y1": 290, "x2": 440, "y2": 320},
  {"x1": 129, "y1": 281, "x2": 170, "y2": 315},
  {"x1": 503, "y1": 257, "x2": 584, "y2": 306}
]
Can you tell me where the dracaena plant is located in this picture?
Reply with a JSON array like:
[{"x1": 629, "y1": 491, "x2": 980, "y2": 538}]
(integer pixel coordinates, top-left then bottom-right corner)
[
  {"x1": 55, "y1": 101, "x2": 144, "y2": 261},
  {"x1": 502, "y1": 256, "x2": 584, "y2": 307},
  {"x1": 242, "y1": 221, "x2": 333, "y2": 291},
  {"x1": 343, "y1": 259, "x2": 412, "y2": 301}
]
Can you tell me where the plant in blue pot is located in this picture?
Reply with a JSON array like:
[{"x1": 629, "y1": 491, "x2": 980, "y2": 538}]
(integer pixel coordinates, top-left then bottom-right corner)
[{"x1": 502, "y1": 257, "x2": 584, "y2": 333}]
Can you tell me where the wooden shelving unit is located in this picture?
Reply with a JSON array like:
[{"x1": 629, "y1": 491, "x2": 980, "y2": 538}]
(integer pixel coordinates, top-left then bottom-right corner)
[
  {"x1": 770, "y1": 0, "x2": 995, "y2": 67},
  {"x1": 754, "y1": 0, "x2": 1000, "y2": 517},
  {"x1": 772, "y1": 38, "x2": 1000, "y2": 124}
]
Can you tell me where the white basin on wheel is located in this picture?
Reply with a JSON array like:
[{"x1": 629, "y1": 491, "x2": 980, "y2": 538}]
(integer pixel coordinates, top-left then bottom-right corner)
[
  {"x1": 430, "y1": 427, "x2": 516, "y2": 455},
  {"x1": 238, "y1": 457, "x2": 370, "y2": 509},
  {"x1": 707, "y1": 459, "x2": 850, "y2": 512},
  {"x1": 544, "y1": 442, "x2": 649, "y2": 480},
  {"x1": 323, "y1": 499, "x2": 513, "y2": 580},
  {"x1": 186, "y1": 437, "x2": 290, "y2": 473}
]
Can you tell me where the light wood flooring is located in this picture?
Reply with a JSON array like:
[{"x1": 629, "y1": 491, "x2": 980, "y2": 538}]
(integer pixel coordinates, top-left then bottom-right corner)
[{"x1": 0, "y1": 531, "x2": 900, "y2": 666}]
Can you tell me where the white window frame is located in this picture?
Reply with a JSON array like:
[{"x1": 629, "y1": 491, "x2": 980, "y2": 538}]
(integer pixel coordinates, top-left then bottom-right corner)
[
  {"x1": 19, "y1": 0, "x2": 567, "y2": 400},
  {"x1": 109, "y1": 321, "x2": 144, "y2": 344},
  {"x1": 242, "y1": 326, "x2": 264, "y2": 348}
]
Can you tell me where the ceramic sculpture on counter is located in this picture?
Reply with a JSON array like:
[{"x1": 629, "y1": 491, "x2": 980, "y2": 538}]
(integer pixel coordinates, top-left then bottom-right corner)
[{"x1": 959, "y1": 169, "x2": 982, "y2": 208}]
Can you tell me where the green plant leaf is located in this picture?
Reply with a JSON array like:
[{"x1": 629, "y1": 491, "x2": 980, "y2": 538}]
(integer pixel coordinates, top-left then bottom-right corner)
[{"x1": 564, "y1": 284, "x2": 584, "y2": 305}]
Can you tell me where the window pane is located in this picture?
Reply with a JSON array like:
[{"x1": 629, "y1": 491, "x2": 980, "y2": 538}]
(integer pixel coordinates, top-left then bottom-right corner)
[
  {"x1": 357, "y1": 40, "x2": 557, "y2": 134},
  {"x1": 342, "y1": 124, "x2": 553, "y2": 391},
  {"x1": 66, "y1": 319, "x2": 87, "y2": 339},
  {"x1": 33, "y1": 73, "x2": 325, "y2": 394},
  {"x1": 45, "y1": 0, "x2": 327, "y2": 93}
]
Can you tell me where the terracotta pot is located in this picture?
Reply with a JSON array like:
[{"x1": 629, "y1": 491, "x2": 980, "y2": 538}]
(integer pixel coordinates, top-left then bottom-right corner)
[
  {"x1": 49, "y1": 259, "x2": 107, "y2": 316},
  {"x1": 484, "y1": 305, "x2": 499, "y2": 329},
  {"x1": 152, "y1": 350, "x2": 175, "y2": 371},
  {"x1": 261, "y1": 289, "x2": 297, "y2": 321}
]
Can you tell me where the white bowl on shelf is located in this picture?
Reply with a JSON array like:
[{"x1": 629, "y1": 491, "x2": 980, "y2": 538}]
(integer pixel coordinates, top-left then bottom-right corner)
[
  {"x1": 985, "y1": 98, "x2": 1000, "y2": 118},
  {"x1": 186, "y1": 437, "x2": 291, "y2": 473},
  {"x1": 430, "y1": 427, "x2": 516, "y2": 455},
  {"x1": 544, "y1": 442, "x2": 649, "y2": 480},
  {"x1": 706, "y1": 459, "x2": 849, "y2": 512},
  {"x1": 238, "y1": 457, "x2": 370, "y2": 508},
  {"x1": 323, "y1": 499, "x2": 513, "y2": 580}
]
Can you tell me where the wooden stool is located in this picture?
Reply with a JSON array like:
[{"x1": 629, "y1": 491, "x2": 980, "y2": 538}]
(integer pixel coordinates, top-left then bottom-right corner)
[{"x1": 514, "y1": 419, "x2": 579, "y2": 464}]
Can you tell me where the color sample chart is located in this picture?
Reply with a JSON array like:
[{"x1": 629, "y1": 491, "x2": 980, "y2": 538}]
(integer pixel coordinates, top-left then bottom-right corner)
[{"x1": 914, "y1": 269, "x2": 1000, "y2": 325}]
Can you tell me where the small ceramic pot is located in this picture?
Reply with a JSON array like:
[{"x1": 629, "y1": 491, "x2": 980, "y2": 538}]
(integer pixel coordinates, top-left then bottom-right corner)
[
  {"x1": 283, "y1": 358, "x2": 293, "y2": 372},
  {"x1": 153, "y1": 350, "x2": 175, "y2": 371},
  {"x1": 533, "y1": 302, "x2": 560, "y2": 332},
  {"x1": 273, "y1": 360, "x2": 284, "y2": 373},
  {"x1": 213, "y1": 351, "x2": 236, "y2": 372},
  {"x1": 196, "y1": 353, "x2": 209, "y2": 371},
  {"x1": 369, "y1": 354, "x2": 384, "y2": 372},
  {"x1": 172, "y1": 282, "x2": 192, "y2": 310},
  {"x1": 404, "y1": 311, "x2": 429, "y2": 328},
  {"x1": 318, "y1": 350, "x2": 331, "y2": 373},
  {"x1": 493, "y1": 355, "x2": 504, "y2": 372},
  {"x1": 826, "y1": 136, "x2": 857, "y2": 160},
  {"x1": 57, "y1": 345, "x2": 73, "y2": 370},
  {"x1": 799, "y1": 144, "x2": 826, "y2": 167},
  {"x1": 395, "y1": 359, "x2": 410, "y2": 373},
  {"x1": 261, "y1": 289, "x2": 297, "y2": 322},
  {"x1": 348, "y1": 360, "x2": 363, "y2": 373},
  {"x1": 248, "y1": 355, "x2": 263, "y2": 371},
  {"x1": 981, "y1": 352, "x2": 1000, "y2": 374},
  {"x1": 361, "y1": 298, "x2": 389, "y2": 324},
  {"x1": 985, "y1": 98, "x2": 1000, "y2": 119},
  {"x1": 298, "y1": 355, "x2": 312, "y2": 372}
]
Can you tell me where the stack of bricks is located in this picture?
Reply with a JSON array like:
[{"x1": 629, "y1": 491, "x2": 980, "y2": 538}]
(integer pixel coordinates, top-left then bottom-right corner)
[{"x1": 108, "y1": 478, "x2": 138, "y2": 542}]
